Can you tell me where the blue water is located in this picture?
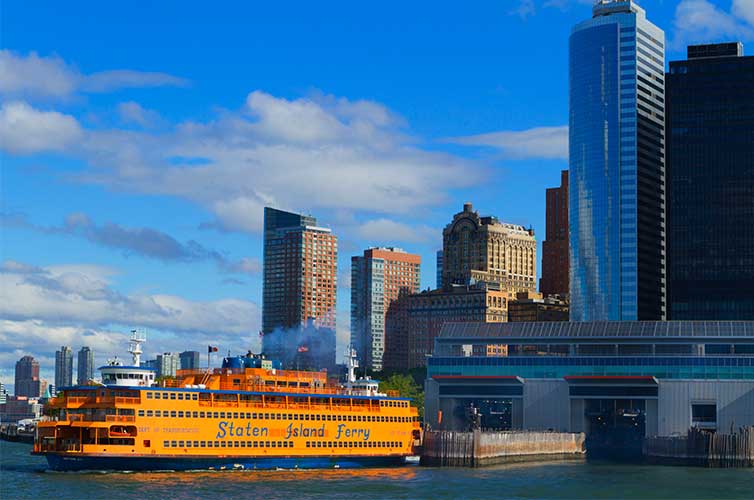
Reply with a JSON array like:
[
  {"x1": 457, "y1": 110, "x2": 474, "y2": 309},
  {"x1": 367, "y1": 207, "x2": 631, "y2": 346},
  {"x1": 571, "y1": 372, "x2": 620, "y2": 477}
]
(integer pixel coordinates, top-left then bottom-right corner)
[{"x1": 2, "y1": 441, "x2": 753, "y2": 499}]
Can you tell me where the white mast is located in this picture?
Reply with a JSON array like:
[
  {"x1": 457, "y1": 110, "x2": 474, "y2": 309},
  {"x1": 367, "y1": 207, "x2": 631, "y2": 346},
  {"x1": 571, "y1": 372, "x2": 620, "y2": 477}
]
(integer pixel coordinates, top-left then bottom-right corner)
[
  {"x1": 346, "y1": 345, "x2": 358, "y2": 384},
  {"x1": 128, "y1": 329, "x2": 147, "y2": 366}
]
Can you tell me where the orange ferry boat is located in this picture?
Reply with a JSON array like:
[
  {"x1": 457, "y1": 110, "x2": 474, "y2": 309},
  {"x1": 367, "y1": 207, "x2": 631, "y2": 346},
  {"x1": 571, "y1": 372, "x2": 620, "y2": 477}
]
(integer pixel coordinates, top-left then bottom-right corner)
[{"x1": 33, "y1": 333, "x2": 421, "y2": 471}]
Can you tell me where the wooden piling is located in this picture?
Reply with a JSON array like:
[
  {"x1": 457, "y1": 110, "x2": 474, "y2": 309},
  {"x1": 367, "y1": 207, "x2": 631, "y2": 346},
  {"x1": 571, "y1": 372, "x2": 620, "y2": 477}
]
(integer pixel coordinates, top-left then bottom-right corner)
[
  {"x1": 644, "y1": 427, "x2": 754, "y2": 468},
  {"x1": 420, "y1": 430, "x2": 585, "y2": 467}
]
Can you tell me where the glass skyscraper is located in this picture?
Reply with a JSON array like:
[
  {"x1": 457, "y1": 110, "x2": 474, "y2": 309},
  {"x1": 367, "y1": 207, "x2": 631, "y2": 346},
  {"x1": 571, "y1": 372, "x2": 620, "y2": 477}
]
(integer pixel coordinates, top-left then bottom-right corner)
[
  {"x1": 76, "y1": 346, "x2": 94, "y2": 385},
  {"x1": 667, "y1": 42, "x2": 754, "y2": 319},
  {"x1": 569, "y1": 0, "x2": 666, "y2": 321},
  {"x1": 55, "y1": 346, "x2": 73, "y2": 389}
]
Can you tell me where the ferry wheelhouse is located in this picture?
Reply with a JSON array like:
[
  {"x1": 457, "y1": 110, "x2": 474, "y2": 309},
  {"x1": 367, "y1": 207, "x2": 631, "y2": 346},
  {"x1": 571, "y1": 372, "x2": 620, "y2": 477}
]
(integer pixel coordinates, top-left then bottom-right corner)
[{"x1": 33, "y1": 334, "x2": 421, "y2": 471}]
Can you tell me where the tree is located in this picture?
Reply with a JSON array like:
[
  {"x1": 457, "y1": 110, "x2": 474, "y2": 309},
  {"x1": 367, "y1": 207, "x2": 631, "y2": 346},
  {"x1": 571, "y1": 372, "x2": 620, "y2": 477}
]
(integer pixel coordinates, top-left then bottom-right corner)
[{"x1": 378, "y1": 373, "x2": 424, "y2": 419}]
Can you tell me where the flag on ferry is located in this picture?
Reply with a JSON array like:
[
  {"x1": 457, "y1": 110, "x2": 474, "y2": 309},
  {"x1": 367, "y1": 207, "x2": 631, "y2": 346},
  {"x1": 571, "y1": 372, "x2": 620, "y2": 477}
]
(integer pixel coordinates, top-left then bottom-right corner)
[{"x1": 208, "y1": 345, "x2": 218, "y2": 353}]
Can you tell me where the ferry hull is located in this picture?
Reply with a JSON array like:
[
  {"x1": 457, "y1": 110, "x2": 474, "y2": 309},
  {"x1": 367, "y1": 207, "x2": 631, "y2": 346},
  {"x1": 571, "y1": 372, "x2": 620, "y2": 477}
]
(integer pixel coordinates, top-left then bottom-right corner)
[{"x1": 41, "y1": 453, "x2": 407, "y2": 472}]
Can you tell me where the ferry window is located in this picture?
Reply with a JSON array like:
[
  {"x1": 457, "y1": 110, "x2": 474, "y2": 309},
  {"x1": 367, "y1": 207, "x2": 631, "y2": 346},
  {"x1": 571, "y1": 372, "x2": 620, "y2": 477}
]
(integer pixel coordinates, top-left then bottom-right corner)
[
  {"x1": 147, "y1": 410, "x2": 153, "y2": 417},
  {"x1": 186, "y1": 441, "x2": 192, "y2": 448},
  {"x1": 155, "y1": 410, "x2": 161, "y2": 417},
  {"x1": 220, "y1": 412, "x2": 226, "y2": 418},
  {"x1": 146, "y1": 392, "x2": 153, "y2": 399},
  {"x1": 264, "y1": 413, "x2": 270, "y2": 419},
  {"x1": 304, "y1": 414, "x2": 310, "y2": 421},
  {"x1": 193, "y1": 441, "x2": 199, "y2": 447},
  {"x1": 192, "y1": 411, "x2": 198, "y2": 418},
  {"x1": 192, "y1": 394, "x2": 198, "y2": 400},
  {"x1": 170, "y1": 393, "x2": 176, "y2": 400},
  {"x1": 240, "y1": 441, "x2": 246, "y2": 448},
  {"x1": 201, "y1": 441, "x2": 206, "y2": 447},
  {"x1": 171, "y1": 440, "x2": 177, "y2": 447},
  {"x1": 265, "y1": 441, "x2": 271, "y2": 448},
  {"x1": 253, "y1": 441, "x2": 258, "y2": 448},
  {"x1": 178, "y1": 393, "x2": 184, "y2": 400},
  {"x1": 138, "y1": 410, "x2": 145, "y2": 417},
  {"x1": 271, "y1": 441, "x2": 277, "y2": 448},
  {"x1": 178, "y1": 411, "x2": 184, "y2": 418},
  {"x1": 293, "y1": 414, "x2": 299, "y2": 420},
  {"x1": 347, "y1": 415, "x2": 353, "y2": 422},
  {"x1": 315, "y1": 414, "x2": 320, "y2": 421},
  {"x1": 164, "y1": 440, "x2": 169, "y2": 447},
  {"x1": 234, "y1": 441, "x2": 240, "y2": 448},
  {"x1": 213, "y1": 412, "x2": 219, "y2": 418},
  {"x1": 233, "y1": 412, "x2": 239, "y2": 419},
  {"x1": 215, "y1": 441, "x2": 220, "y2": 447},
  {"x1": 306, "y1": 442, "x2": 310, "y2": 448},
  {"x1": 178, "y1": 440, "x2": 185, "y2": 447},
  {"x1": 171, "y1": 411, "x2": 177, "y2": 418}
]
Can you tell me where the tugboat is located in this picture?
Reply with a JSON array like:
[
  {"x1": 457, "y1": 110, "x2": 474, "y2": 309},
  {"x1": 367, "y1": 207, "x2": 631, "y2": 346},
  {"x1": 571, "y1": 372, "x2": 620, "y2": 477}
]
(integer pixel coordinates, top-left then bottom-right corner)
[{"x1": 33, "y1": 333, "x2": 421, "y2": 471}]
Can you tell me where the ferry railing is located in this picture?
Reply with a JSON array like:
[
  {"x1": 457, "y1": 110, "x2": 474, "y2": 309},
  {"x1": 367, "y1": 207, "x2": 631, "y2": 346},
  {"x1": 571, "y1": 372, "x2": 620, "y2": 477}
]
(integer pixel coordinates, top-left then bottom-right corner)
[
  {"x1": 65, "y1": 396, "x2": 91, "y2": 405},
  {"x1": 105, "y1": 415, "x2": 136, "y2": 423},
  {"x1": 114, "y1": 397, "x2": 140, "y2": 405}
]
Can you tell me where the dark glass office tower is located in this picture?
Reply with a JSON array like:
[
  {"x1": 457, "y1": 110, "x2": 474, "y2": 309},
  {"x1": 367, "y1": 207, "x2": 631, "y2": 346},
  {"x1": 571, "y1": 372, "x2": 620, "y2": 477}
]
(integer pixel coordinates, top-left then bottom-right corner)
[
  {"x1": 569, "y1": 0, "x2": 666, "y2": 321},
  {"x1": 667, "y1": 42, "x2": 754, "y2": 319}
]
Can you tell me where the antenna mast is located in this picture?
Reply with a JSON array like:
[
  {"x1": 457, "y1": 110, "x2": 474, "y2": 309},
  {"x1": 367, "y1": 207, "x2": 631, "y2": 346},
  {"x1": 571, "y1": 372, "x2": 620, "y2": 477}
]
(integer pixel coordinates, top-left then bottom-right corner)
[{"x1": 128, "y1": 329, "x2": 147, "y2": 366}]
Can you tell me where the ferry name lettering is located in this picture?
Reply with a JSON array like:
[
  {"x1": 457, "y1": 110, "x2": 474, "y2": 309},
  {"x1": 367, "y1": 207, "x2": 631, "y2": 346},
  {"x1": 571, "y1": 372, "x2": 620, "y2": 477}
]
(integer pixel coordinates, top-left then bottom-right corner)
[
  {"x1": 285, "y1": 423, "x2": 325, "y2": 439},
  {"x1": 335, "y1": 423, "x2": 370, "y2": 441},
  {"x1": 215, "y1": 421, "x2": 269, "y2": 439}
]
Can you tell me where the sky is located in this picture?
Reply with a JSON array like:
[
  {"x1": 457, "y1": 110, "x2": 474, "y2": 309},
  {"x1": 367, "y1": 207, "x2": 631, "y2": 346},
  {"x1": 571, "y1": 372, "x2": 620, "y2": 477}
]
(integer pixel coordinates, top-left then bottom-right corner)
[{"x1": 2, "y1": 0, "x2": 753, "y2": 392}]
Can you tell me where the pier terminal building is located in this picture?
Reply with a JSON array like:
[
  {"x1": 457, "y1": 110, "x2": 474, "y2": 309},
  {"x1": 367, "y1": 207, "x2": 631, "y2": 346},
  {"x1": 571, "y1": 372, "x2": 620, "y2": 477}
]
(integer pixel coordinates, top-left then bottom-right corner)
[{"x1": 425, "y1": 322, "x2": 754, "y2": 443}]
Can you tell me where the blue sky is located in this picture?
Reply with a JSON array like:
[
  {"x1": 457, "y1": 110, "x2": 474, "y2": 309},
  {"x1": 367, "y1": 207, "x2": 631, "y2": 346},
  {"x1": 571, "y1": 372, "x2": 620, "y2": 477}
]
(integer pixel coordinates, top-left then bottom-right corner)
[{"x1": 2, "y1": 0, "x2": 753, "y2": 389}]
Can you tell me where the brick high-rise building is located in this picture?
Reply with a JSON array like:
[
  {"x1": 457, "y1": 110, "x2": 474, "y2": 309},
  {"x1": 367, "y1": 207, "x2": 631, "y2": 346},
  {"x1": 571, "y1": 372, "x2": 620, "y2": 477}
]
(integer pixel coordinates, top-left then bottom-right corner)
[
  {"x1": 262, "y1": 207, "x2": 338, "y2": 369},
  {"x1": 442, "y1": 203, "x2": 537, "y2": 294},
  {"x1": 350, "y1": 247, "x2": 421, "y2": 371},
  {"x1": 55, "y1": 346, "x2": 73, "y2": 390},
  {"x1": 14, "y1": 355, "x2": 40, "y2": 397},
  {"x1": 76, "y1": 346, "x2": 94, "y2": 385},
  {"x1": 540, "y1": 170, "x2": 569, "y2": 296},
  {"x1": 406, "y1": 283, "x2": 509, "y2": 369}
]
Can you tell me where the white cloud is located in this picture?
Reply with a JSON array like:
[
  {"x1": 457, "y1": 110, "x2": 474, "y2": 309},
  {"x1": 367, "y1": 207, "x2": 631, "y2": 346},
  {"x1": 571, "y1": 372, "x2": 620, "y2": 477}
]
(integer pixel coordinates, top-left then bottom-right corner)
[
  {"x1": 82, "y1": 70, "x2": 187, "y2": 93},
  {"x1": 3, "y1": 212, "x2": 260, "y2": 276},
  {"x1": 0, "y1": 50, "x2": 187, "y2": 99},
  {"x1": 0, "y1": 52, "x2": 76, "y2": 98},
  {"x1": 445, "y1": 125, "x2": 568, "y2": 160},
  {"x1": 0, "y1": 101, "x2": 83, "y2": 154},
  {"x1": 0, "y1": 260, "x2": 262, "y2": 391},
  {"x1": 671, "y1": 0, "x2": 754, "y2": 50},
  {"x1": 0, "y1": 260, "x2": 260, "y2": 337},
  {"x1": 117, "y1": 101, "x2": 163, "y2": 128},
  {"x1": 733, "y1": 0, "x2": 754, "y2": 26},
  {"x1": 37, "y1": 90, "x2": 482, "y2": 233},
  {"x1": 511, "y1": 0, "x2": 536, "y2": 18},
  {"x1": 356, "y1": 218, "x2": 439, "y2": 245}
]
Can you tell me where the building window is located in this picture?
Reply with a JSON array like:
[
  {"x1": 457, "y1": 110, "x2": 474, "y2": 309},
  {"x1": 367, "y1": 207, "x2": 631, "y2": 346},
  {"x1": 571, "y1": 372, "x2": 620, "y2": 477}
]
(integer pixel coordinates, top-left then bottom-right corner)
[{"x1": 691, "y1": 403, "x2": 717, "y2": 429}]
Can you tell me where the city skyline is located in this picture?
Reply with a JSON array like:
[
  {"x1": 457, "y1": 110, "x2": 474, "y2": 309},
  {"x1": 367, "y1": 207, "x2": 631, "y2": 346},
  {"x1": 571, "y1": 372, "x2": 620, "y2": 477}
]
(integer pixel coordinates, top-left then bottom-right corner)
[{"x1": 2, "y1": 0, "x2": 754, "y2": 390}]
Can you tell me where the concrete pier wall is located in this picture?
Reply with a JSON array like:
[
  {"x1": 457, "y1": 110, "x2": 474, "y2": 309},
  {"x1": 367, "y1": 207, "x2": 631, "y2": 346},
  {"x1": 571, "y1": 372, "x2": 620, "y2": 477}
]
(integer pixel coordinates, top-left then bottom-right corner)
[{"x1": 421, "y1": 430, "x2": 585, "y2": 467}]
